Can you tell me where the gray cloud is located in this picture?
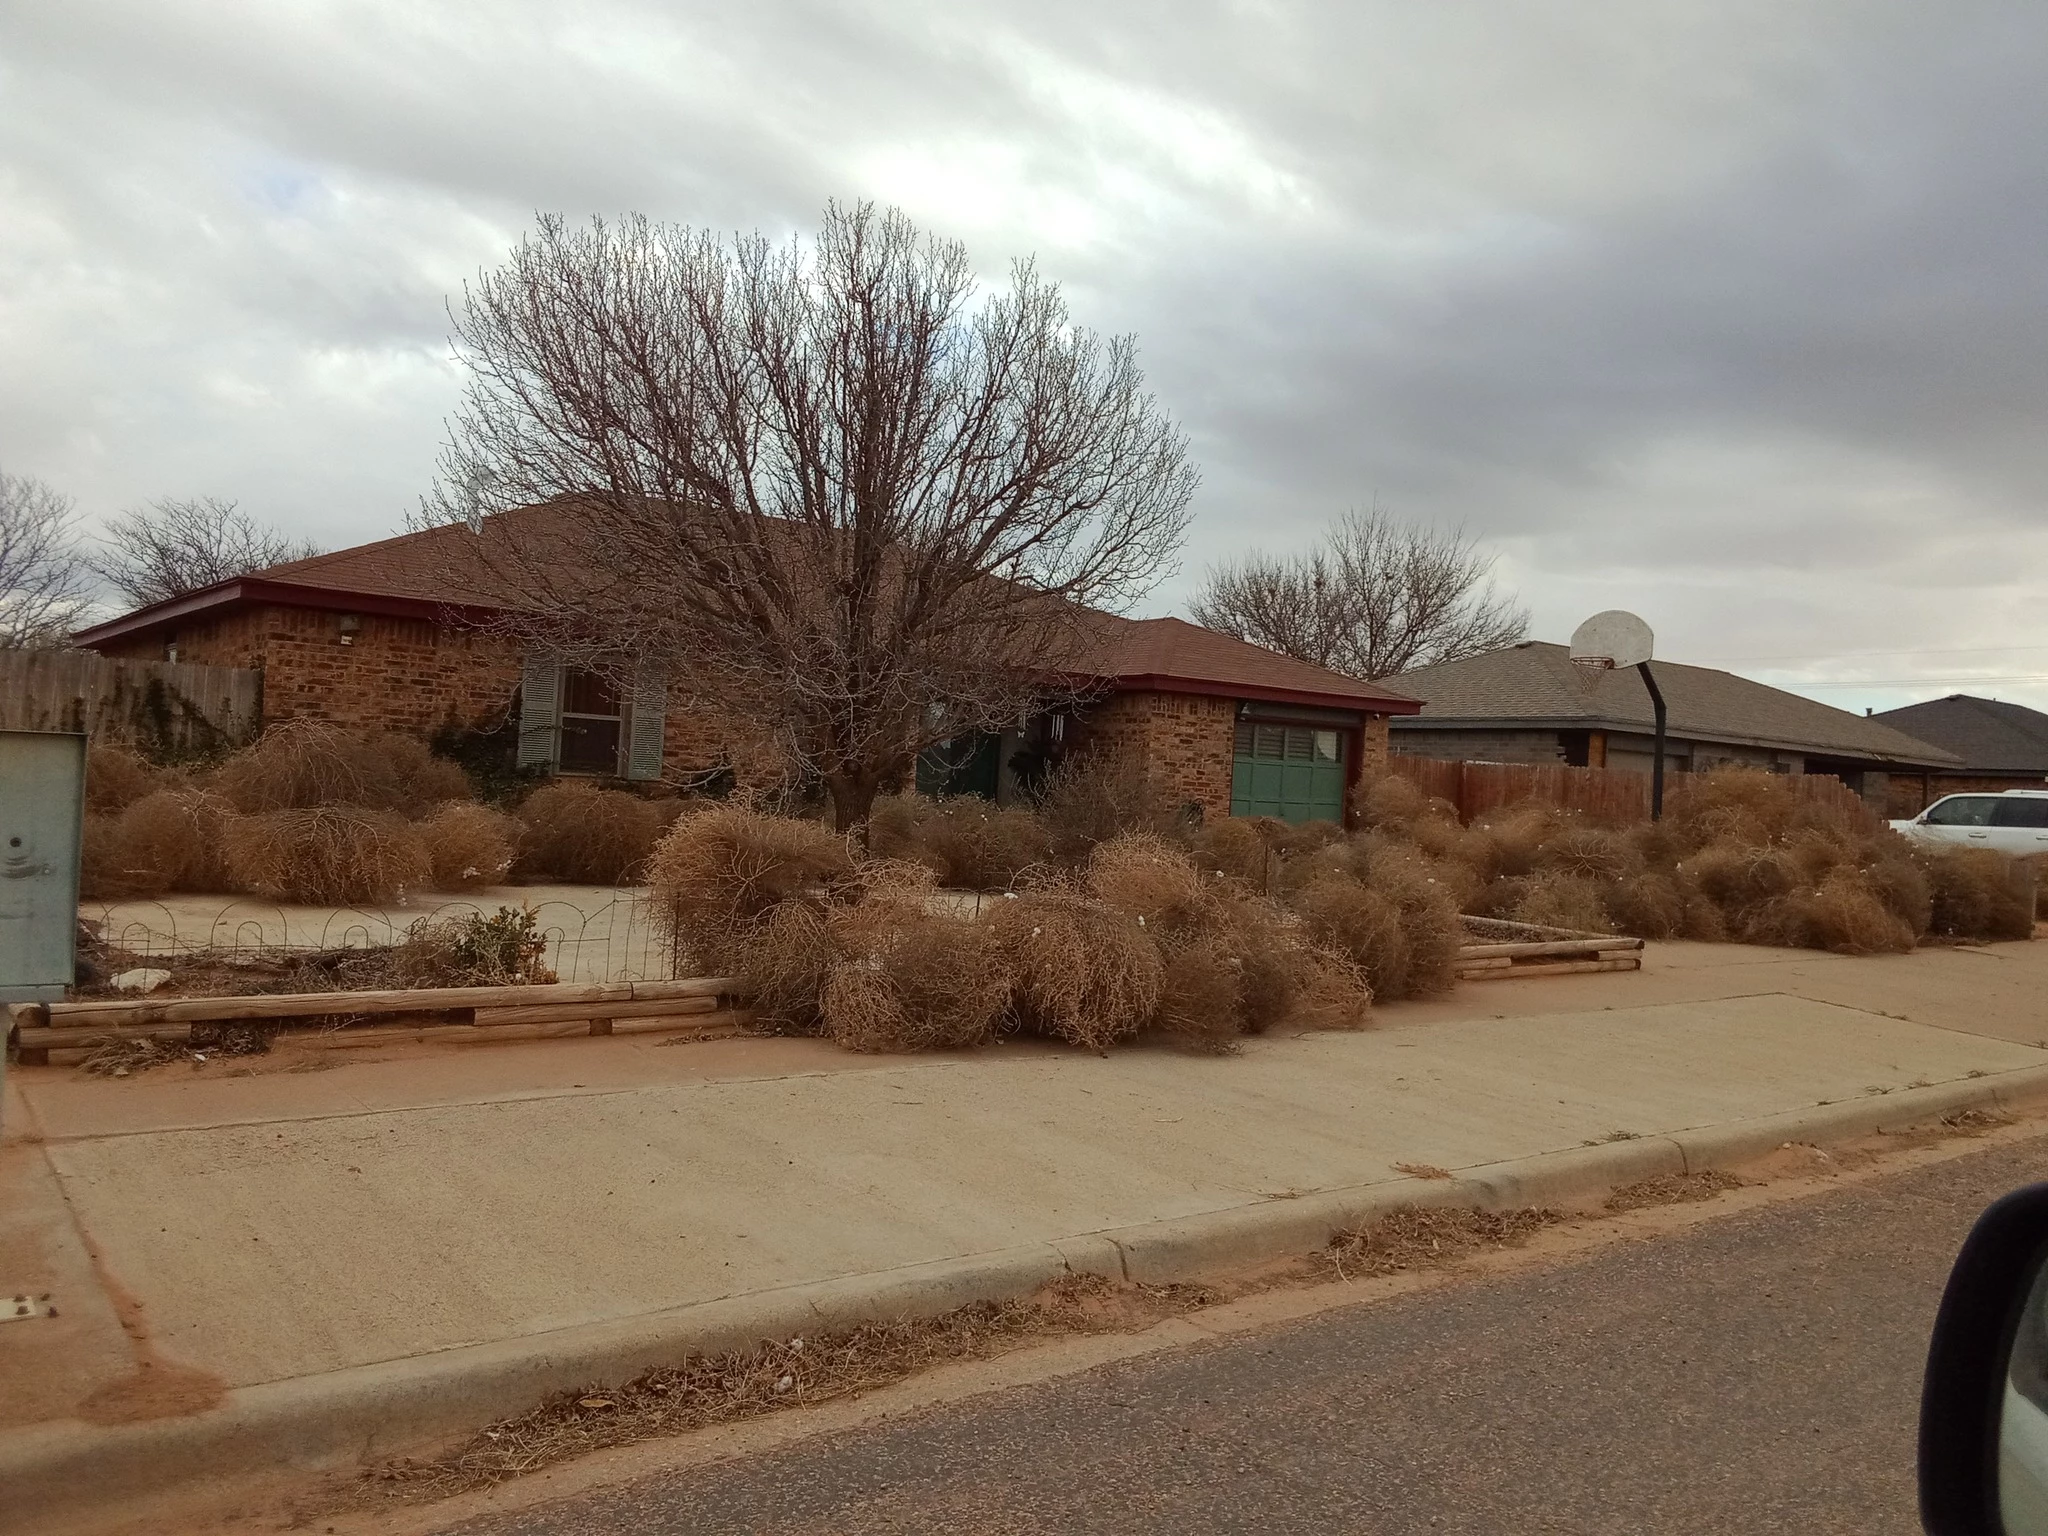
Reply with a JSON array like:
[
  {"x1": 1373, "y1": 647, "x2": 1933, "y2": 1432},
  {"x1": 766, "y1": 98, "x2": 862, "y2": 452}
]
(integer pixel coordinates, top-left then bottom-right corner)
[{"x1": 3, "y1": 0, "x2": 2044, "y2": 708}]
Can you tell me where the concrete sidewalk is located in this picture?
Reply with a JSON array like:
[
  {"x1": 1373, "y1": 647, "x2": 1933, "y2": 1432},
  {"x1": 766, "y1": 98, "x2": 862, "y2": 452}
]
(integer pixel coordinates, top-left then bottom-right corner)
[{"x1": 5, "y1": 938, "x2": 2047, "y2": 1526}]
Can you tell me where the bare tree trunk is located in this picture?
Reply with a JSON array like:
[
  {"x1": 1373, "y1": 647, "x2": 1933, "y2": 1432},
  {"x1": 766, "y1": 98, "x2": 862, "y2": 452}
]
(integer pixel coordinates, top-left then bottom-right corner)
[{"x1": 825, "y1": 768, "x2": 883, "y2": 837}]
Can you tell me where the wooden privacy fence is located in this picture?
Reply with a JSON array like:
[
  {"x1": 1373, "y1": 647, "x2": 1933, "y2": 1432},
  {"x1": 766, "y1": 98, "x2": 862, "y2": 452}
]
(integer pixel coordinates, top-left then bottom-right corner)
[
  {"x1": 1388, "y1": 755, "x2": 1886, "y2": 833},
  {"x1": 0, "y1": 650, "x2": 260, "y2": 754},
  {"x1": 5, "y1": 976, "x2": 746, "y2": 1063}
]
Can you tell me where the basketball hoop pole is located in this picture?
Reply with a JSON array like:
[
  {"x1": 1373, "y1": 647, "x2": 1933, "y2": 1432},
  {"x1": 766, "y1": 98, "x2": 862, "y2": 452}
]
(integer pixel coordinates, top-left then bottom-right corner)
[{"x1": 1636, "y1": 660, "x2": 1667, "y2": 820}]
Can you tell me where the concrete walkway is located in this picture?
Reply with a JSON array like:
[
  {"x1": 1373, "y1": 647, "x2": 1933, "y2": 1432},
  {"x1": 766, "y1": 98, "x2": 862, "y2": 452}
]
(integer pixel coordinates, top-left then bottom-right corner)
[
  {"x1": 82, "y1": 883, "x2": 671, "y2": 984},
  {"x1": 3, "y1": 937, "x2": 2046, "y2": 1510}
]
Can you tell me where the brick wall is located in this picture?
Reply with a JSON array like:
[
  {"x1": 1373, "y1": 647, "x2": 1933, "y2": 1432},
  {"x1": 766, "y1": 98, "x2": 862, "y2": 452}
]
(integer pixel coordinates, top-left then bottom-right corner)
[
  {"x1": 1359, "y1": 715, "x2": 1391, "y2": 777},
  {"x1": 1391, "y1": 726, "x2": 1569, "y2": 764},
  {"x1": 264, "y1": 609, "x2": 525, "y2": 735},
  {"x1": 1077, "y1": 689, "x2": 1238, "y2": 820}
]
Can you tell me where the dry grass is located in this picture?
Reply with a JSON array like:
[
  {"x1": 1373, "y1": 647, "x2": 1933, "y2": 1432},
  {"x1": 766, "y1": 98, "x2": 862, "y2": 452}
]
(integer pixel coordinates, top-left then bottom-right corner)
[
  {"x1": 647, "y1": 805, "x2": 853, "y2": 973},
  {"x1": 85, "y1": 743, "x2": 160, "y2": 814},
  {"x1": 1603, "y1": 1170, "x2": 1746, "y2": 1213},
  {"x1": 737, "y1": 901, "x2": 841, "y2": 1035},
  {"x1": 515, "y1": 781, "x2": 665, "y2": 885},
  {"x1": 417, "y1": 802, "x2": 522, "y2": 890},
  {"x1": 986, "y1": 890, "x2": 1164, "y2": 1049},
  {"x1": 214, "y1": 718, "x2": 469, "y2": 814},
  {"x1": 372, "y1": 1274, "x2": 1212, "y2": 1501},
  {"x1": 1322, "y1": 1205, "x2": 1562, "y2": 1281},
  {"x1": 1188, "y1": 816, "x2": 1272, "y2": 886},
  {"x1": 221, "y1": 807, "x2": 431, "y2": 905}
]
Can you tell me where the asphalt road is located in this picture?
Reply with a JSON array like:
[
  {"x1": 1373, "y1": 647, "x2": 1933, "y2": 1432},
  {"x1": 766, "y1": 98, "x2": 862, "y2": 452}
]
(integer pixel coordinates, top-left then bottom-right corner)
[{"x1": 437, "y1": 1137, "x2": 2048, "y2": 1536}]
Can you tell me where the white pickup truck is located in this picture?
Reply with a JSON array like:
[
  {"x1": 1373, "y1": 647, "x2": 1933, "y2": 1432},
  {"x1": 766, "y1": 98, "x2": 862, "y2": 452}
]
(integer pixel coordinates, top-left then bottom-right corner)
[{"x1": 1891, "y1": 788, "x2": 2048, "y2": 856}]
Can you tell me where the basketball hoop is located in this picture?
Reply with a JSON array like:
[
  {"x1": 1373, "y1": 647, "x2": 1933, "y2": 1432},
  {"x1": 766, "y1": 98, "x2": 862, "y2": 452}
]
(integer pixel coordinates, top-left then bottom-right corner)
[{"x1": 1567, "y1": 610, "x2": 1667, "y2": 820}]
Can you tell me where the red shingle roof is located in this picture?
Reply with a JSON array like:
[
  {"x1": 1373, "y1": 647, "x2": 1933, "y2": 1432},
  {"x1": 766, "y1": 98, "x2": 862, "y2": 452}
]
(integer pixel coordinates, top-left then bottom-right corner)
[{"x1": 76, "y1": 513, "x2": 1419, "y2": 714}]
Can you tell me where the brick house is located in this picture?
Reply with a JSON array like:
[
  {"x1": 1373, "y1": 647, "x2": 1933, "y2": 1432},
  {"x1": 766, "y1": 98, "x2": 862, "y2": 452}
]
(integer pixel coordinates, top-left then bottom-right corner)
[
  {"x1": 1387, "y1": 640, "x2": 1958, "y2": 805},
  {"x1": 1869, "y1": 695, "x2": 2048, "y2": 816},
  {"x1": 73, "y1": 521, "x2": 1420, "y2": 826}
]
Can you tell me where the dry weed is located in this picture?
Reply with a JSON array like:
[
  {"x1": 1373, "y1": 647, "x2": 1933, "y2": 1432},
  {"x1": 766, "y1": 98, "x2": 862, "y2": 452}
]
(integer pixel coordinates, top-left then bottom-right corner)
[
  {"x1": 417, "y1": 803, "x2": 521, "y2": 890},
  {"x1": 1323, "y1": 1205, "x2": 1562, "y2": 1280},
  {"x1": 647, "y1": 805, "x2": 852, "y2": 972},
  {"x1": 1806, "y1": 871, "x2": 1916, "y2": 955},
  {"x1": 1188, "y1": 817, "x2": 1271, "y2": 886},
  {"x1": 222, "y1": 807, "x2": 430, "y2": 904},
  {"x1": 79, "y1": 789, "x2": 235, "y2": 898},
  {"x1": 820, "y1": 900, "x2": 1012, "y2": 1052},
  {"x1": 1924, "y1": 847, "x2": 2038, "y2": 941},
  {"x1": 1292, "y1": 875, "x2": 1410, "y2": 1002},
  {"x1": 738, "y1": 902, "x2": 841, "y2": 1035},
  {"x1": 374, "y1": 1274, "x2": 1211, "y2": 1501},
  {"x1": 1035, "y1": 757, "x2": 1176, "y2": 862},
  {"x1": 1148, "y1": 934, "x2": 1246, "y2": 1052},
  {"x1": 907, "y1": 799, "x2": 1051, "y2": 889},
  {"x1": 516, "y1": 781, "x2": 665, "y2": 885},
  {"x1": 214, "y1": 719, "x2": 468, "y2": 814},
  {"x1": 85, "y1": 743, "x2": 159, "y2": 814},
  {"x1": 987, "y1": 891, "x2": 1164, "y2": 1049},
  {"x1": 1510, "y1": 871, "x2": 1616, "y2": 936}
]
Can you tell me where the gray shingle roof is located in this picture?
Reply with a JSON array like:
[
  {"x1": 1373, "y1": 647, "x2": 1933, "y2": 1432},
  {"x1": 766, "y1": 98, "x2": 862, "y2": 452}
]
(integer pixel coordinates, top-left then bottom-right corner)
[
  {"x1": 1389, "y1": 642, "x2": 1960, "y2": 768},
  {"x1": 1870, "y1": 695, "x2": 2048, "y2": 774}
]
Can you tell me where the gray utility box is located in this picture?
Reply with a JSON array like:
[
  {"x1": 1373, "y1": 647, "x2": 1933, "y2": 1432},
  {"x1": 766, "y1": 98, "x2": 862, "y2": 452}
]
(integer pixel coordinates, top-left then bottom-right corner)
[{"x1": 1, "y1": 729, "x2": 86, "y2": 1005}]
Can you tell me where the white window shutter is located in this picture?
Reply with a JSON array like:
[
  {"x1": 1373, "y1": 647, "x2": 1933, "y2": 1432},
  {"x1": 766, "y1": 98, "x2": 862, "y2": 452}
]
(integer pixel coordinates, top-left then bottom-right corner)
[
  {"x1": 624, "y1": 666, "x2": 668, "y2": 781},
  {"x1": 517, "y1": 654, "x2": 561, "y2": 770}
]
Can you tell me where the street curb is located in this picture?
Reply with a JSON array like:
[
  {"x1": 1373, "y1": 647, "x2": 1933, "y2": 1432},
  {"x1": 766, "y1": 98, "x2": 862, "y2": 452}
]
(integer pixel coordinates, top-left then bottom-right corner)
[{"x1": 13, "y1": 1065, "x2": 2048, "y2": 1532}]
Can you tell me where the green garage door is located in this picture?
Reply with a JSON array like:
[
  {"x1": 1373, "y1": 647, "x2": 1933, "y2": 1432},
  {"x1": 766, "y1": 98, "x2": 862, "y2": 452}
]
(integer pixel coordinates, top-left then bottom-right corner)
[{"x1": 1230, "y1": 723, "x2": 1347, "y2": 824}]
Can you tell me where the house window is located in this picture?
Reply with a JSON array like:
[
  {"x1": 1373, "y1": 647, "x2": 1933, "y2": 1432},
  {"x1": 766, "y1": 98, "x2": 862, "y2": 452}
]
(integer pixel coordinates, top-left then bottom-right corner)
[{"x1": 558, "y1": 669, "x2": 623, "y2": 775}]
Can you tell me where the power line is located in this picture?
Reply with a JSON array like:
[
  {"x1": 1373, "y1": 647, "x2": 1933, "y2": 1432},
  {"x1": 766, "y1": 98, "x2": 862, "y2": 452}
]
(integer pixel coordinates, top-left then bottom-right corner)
[
  {"x1": 1784, "y1": 676, "x2": 2048, "y2": 689},
  {"x1": 1694, "y1": 643, "x2": 2048, "y2": 663}
]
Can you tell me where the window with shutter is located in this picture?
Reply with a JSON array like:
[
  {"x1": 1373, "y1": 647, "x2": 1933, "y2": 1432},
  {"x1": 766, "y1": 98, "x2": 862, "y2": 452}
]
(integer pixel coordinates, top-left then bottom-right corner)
[
  {"x1": 517, "y1": 654, "x2": 562, "y2": 770},
  {"x1": 625, "y1": 667, "x2": 668, "y2": 781}
]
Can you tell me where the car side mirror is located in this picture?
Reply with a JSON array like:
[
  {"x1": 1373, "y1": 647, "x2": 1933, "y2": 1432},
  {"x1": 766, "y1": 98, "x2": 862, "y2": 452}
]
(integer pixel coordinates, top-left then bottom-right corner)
[{"x1": 1922, "y1": 1184, "x2": 2048, "y2": 1533}]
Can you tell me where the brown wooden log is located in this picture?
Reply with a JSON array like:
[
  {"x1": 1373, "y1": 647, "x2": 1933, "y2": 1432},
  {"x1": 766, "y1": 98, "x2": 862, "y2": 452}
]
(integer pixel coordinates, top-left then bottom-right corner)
[
  {"x1": 473, "y1": 995, "x2": 721, "y2": 1028},
  {"x1": 44, "y1": 981, "x2": 638, "y2": 1028},
  {"x1": 301, "y1": 1008, "x2": 754, "y2": 1049},
  {"x1": 1453, "y1": 956, "x2": 1514, "y2": 971},
  {"x1": 1462, "y1": 958, "x2": 1642, "y2": 981},
  {"x1": 628, "y1": 978, "x2": 734, "y2": 1001},
  {"x1": 1457, "y1": 937, "x2": 1643, "y2": 960},
  {"x1": 610, "y1": 1009, "x2": 752, "y2": 1037}
]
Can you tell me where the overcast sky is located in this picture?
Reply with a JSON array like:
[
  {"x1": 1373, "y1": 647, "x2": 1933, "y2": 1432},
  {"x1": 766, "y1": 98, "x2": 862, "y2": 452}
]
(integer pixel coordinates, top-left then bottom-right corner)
[{"x1": 4, "y1": 2, "x2": 2046, "y2": 713}]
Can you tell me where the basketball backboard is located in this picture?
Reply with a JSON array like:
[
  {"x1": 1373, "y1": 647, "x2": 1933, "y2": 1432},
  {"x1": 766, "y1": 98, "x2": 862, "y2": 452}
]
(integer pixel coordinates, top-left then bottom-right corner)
[{"x1": 1568, "y1": 610, "x2": 1655, "y2": 670}]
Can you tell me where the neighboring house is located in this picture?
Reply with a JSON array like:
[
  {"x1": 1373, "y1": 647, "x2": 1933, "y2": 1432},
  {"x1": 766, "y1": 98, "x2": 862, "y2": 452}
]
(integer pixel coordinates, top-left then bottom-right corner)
[
  {"x1": 70, "y1": 517, "x2": 1421, "y2": 826},
  {"x1": 1387, "y1": 640, "x2": 1958, "y2": 803},
  {"x1": 1869, "y1": 695, "x2": 2048, "y2": 817}
]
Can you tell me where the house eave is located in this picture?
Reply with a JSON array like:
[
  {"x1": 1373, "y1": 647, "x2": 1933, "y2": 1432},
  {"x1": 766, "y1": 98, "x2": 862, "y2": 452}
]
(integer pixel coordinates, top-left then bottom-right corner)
[
  {"x1": 74, "y1": 580, "x2": 510, "y2": 649},
  {"x1": 1388, "y1": 713, "x2": 1960, "y2": 769},
  {"x1": 1108, "y1": 674, "x2": 1423, "y2": 715}
]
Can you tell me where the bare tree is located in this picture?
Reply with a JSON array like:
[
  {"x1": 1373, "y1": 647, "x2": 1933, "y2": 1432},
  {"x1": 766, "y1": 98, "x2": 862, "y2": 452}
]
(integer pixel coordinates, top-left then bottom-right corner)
[
  {"x1": 91, "y1": 496, "x2": 321, "y2": 608},
  {"x1": 1190, "y1": 510, "x2": 1527, "y2": 679},
  {"x1": 0, "y1": 471, "x2": 93, "y2": 649},
  {"x1": 421, "y1": 204, "x2": 1197, "y2": 830}
]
